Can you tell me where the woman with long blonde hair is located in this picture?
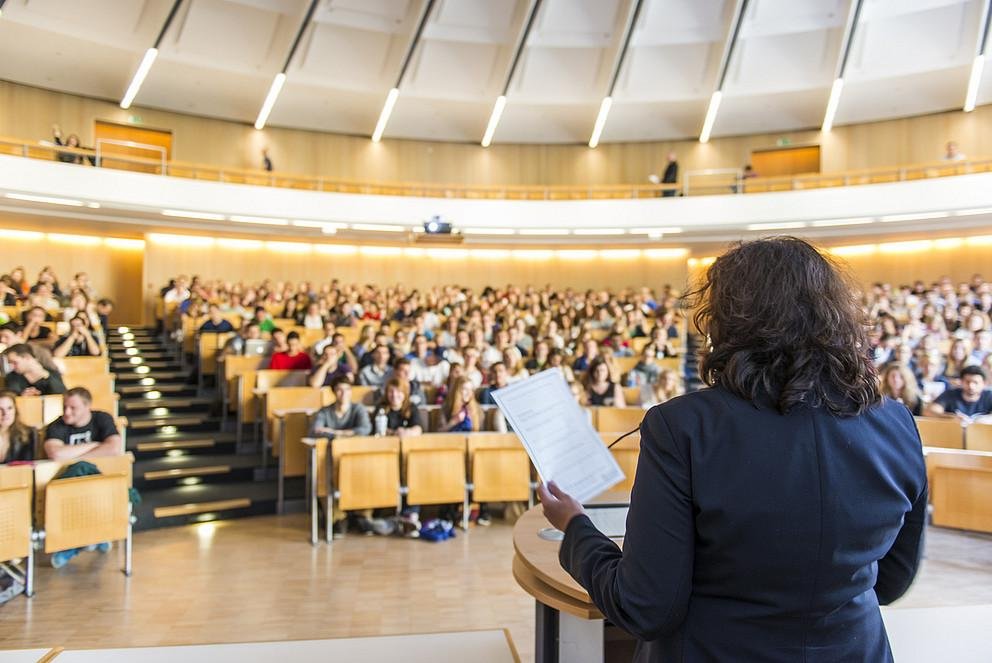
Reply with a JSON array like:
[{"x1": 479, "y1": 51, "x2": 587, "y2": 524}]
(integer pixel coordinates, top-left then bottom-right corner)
[
  {"x1": 441, "y1": 377, "x2": 482, "y2": 433},
  {"x1": 879, "y1": 362, "x2": 923, "y2": 416}
]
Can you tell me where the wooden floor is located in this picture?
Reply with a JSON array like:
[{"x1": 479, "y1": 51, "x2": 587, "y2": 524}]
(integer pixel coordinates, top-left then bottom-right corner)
[{"x1": 0, "y1": 516, "x2": 990, "y2": 663}]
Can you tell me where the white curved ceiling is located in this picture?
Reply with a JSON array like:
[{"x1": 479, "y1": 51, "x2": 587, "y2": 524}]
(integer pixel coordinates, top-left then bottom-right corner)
[{"x1": 0, "y1": 0, "x2": 989, "y2": 144}]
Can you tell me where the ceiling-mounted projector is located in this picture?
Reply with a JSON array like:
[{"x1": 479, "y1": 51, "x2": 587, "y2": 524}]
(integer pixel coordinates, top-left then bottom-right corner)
[{"x1": 424, "y1": 215, "x2": 453, "y2": 234}]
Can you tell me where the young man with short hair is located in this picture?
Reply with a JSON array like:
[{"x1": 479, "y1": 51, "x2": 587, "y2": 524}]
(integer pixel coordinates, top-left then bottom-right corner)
[
  {"x1": 43, "y1": 387, "x2": 123, "y2": 568},
  {"x1": 926, "y1": 365, "x2": 992, "y2": 424},
  {"x1": 2, "y1": 344, "x2": 66, "y2": 396}
]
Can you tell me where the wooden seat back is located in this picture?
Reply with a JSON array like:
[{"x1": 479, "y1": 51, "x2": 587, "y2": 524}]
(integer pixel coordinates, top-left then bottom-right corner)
[
  {"x1": 468, "y1": 433, "x2": 531, "y2": 502},
  {"x1": 277, "y1": 410, "x2": 316, "y2": 478},
  {"x1": 915, "y1": 417, "x2": 965, "y2": 449},
  {"x1": 239, "y1": 369, "x2": 307, "y2": 425},
  {"x1": 352, "y1": 385, "x2": 377, "y2": 406},
  {"x1": 222, "y1": 355, "x2": 267, "y2": 412},
  {"x1": 265, "y1": 387, "x2": 323, "y2": 449},
  {"x1": 16, "y1": 394, "x2": 64, "y2": 429},
  {"x1": 34, "y1": 453, "x2": 134, "y2": 552},
  {"x1": 332, "y1": 436, "x2": 401, "y2": 511},
  {"x1": 63, "y1": 373, "x2": 118, "y2": 416},
  {"x1": 61, "y1": 356, "x2": 109, "y2": 376},
  {"x1": 613, "y1": 356, "x2": 639, "y2": 376},
  {"x1": 622, "y1": 386, "x2": 642, "y2": 407},
  {"x1": 402, "y1": 434, "x2": 467, "y2": 506},
  {"x1": 0, "y1": 465, "x2": 33, "y2": 562},
  {"x1": 198, "y1": 332, "x2": 234, "y2": 377},
  {"x1": 965, "y1": 423, "x2": 992, "y2": 452},
  {"x1": 593, "y1": 407, "x2": 645, "y2": 433},
  {"x1": 599, "y1": 431, "x2": 640, "y2": 492},
  {"x1": 925, "y1": 449, "x2": 992, "y2": 533}
]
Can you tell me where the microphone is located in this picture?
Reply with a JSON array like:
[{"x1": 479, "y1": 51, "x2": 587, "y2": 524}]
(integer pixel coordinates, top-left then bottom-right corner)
[{"x1": 608, "y1": 426, "x2": 641, "y2": 449}]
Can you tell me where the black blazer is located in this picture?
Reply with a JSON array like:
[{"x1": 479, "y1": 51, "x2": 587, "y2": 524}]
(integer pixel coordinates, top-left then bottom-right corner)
[{"x1": 560, "y1": 386, "x2": 927, "y2": 662}]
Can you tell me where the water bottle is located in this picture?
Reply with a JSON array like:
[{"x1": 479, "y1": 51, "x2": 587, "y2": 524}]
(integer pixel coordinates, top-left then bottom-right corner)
[{"x1": 374, "y1": 408, "x2": 388, "y2": 437}]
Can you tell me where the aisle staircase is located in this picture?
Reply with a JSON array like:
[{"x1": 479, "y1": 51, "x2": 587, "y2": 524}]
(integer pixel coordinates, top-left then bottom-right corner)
[{"x1": 107, "y1": 327, "x2": 278, "y2": 530}]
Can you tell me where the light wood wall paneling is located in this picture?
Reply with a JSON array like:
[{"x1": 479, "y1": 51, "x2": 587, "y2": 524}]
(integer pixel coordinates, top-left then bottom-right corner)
[{"x1": 3, "y1": 80, "x2": 991, "y2": 188}]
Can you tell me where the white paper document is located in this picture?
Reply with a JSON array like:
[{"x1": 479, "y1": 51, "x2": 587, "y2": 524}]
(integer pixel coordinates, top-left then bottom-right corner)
[{"x1": 492, "y1": 369, "x2": 625, "y2": 504}]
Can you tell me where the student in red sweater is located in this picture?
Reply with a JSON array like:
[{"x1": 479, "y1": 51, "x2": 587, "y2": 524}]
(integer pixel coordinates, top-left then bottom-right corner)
[{"x1": 268, "y1": 331, "x2": 312, "y2": 371}]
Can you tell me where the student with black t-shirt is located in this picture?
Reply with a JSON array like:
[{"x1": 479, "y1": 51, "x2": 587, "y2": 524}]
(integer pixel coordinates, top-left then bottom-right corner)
[
  {"x1": 926, "y1": 365, "x2": 992, "y2": 423},
  {"x1": 43, "y1": 387, "x2": 122, "y2": 461},
  {"x1": 44, "y1": 387, "x2": 122, "y2": 568},
  {"x1": 22, "y1": 307, "x2": 53, "y2": 346},
  {"x1": 378, "y1": 378, "x2": 423, "y2": 436},
  {"x1": 2, "y1": 344, "x2": 66, "y2": 396}
]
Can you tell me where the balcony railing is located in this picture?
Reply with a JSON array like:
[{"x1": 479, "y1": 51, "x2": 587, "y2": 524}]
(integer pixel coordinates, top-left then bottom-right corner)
[{"x1": 1, "y1": 134, "x2": 989, "y2": 201}]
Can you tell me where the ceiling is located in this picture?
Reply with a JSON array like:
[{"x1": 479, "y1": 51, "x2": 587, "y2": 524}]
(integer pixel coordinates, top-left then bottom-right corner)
[{"x1": 0, "y1": 0, "x2": 989, "y2": 144}]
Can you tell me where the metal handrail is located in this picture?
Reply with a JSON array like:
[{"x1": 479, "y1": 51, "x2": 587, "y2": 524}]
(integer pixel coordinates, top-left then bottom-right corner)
[{"x1": 1, "y1": 134, "x2": 989, "y2": 201}]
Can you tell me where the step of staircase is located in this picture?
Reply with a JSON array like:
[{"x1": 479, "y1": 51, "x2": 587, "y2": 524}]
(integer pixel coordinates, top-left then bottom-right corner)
[
  {"x1": 133, "y1": 453, "x2": 259, "y2": 489},
  {"x1": 118, "y1": 382, "x2": 197, "y2": 397},
  {"x1": 127, "y1": 431, "x2": 239, "y2": 458},
  {"x1": 120, "y1": 396, "x2": 215, "y2": 413},
  {"x1": 115, "y1": 370, "x2": 190, "y2": 383},
  {"x1": 133, "y1": 480, "x2": 279, "y2": 530}
]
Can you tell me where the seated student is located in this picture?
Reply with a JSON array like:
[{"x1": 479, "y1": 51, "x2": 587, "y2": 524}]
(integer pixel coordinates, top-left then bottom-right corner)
[
  {"x1": 43, "y1": 387, "x2": 122, "y2": 461},
  {"x1": 251, "y1": 306, "x2": 276, "y2": 334},
  {"x1": 0, "y1": 391, "x2": 32, "y2": 604},
  {"x1": 926, "y1": 364, "x2": 992, "y2": 423},
  {"x1": 22, "y1": 306, "x2": 54, "y2": 347},
  {"x1": 380, "y1": 358, "x2": 427, "y2": 406},
  {"x1": 308, "y1": 345, "x2": 354, "y2": 388},
  {"x1": 53, "y1": 313, "x2": 102, "y2": 358},
  {"x1": 377, "y1": 378, "x2": 423, "y2": 437},
  {"x1": 94, "y1": 298, "x2": 114, "y2": 333},
  {"x1": 627, "y1": 342, "x2": 661, "y2": 387},
  {"x1": 350, "y1": 324, "x2": 377, "y2": 362},
  {"x1": 267, "y1": 327, "x2": 288, "y2": 356},
  {"x1": 0, "y1": 322, "x2": 62, "y2": 375},
  {"x1": 43, "y1": 387, "x2": 122, "y2": 569},
  {"x1": 199, "y1": 304, "x2": 235, "y2": 333},
  {"x1": 302, "y1": 302, "x2": 324, "y2": 330},
  {"x1": 545, "y1": 348, "x2": 575, "y2": 383},
  {"x1": 572, "y1": 338, "x2": 600, "y2": 371},
  {"x1": 407, "y1": 334, "x2": 448, "y2": 388},
  {"x1": 879, "y1": 362, "x2": 923, "y2": 416},
  {"x1": 3, "y1": 344, "x2": 66, "y2": 396},
  {"x1": 309, "y1": 378, "x2": 372, "y2": 438},
  {"x1": 269, "y1": 331, "x2": 311, "y2": 370},
  {"x1": 0, "y1": 391, "x2": 33, "y2": 464},
  {"x1": 524, "y1": 339, "x2": 551, "y2": 373},
  {"x1": 358, "y1": 344, "x2": 391, "y2": 388},
  {"x1": 502, "y1": 346, "x2": 529, "y2": 383},
  {"x1": 583, "y1": 356, "x2": 626, "y2": 407},
  {"x1": 312, "y1": 319, "x2": 338, "y2": 356},
  {"x1": 639, "y1": 367, "x2": 684, "y2": 409},
  {"x1": 478, "y1": 362, "x2": 510, "y2": 405},
  {"x1": 222, "y1": 321, "x2": 263, "y2": 356},
  {"x1": 440, "y1": 376, "x2": 482, "y2": 433}
]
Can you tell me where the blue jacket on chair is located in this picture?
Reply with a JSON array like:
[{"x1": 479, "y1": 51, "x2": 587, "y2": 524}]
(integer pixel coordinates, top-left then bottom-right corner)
[{"x1": 560, "y1": 386, "x2": 927, "y2": 662}]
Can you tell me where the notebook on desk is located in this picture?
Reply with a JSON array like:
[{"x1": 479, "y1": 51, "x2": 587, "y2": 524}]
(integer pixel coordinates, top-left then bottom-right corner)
[{"x1": 583, "y1": 505, "x2": 628, "y2": 538}]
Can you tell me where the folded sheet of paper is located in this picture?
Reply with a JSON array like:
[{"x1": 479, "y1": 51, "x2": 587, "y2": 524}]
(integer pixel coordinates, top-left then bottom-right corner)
[{"x1": 492, "y1": 368, "x2": 625, "y2": 504}]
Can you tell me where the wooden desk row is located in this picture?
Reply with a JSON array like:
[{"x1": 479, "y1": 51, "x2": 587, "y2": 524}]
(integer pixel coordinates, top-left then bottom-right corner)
[{"x1": 0, "y1": 454, "x2": 135, "y2": 598}]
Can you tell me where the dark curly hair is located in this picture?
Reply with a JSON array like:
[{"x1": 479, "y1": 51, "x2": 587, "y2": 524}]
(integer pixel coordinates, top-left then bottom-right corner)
[{"x1": 687, "y1": 237, "x2": 879, "y2": 416}]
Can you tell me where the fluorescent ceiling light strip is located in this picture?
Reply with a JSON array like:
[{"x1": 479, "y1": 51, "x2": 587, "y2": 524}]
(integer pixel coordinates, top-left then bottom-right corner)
[
  {"x1": 629, "y1": 227, "x2": 683, "y2": 235},
  {"x1": 371, "y1": 88, "x2": 399, "y2": 143},
  {"x1": 964, "y1": 55, "x2": 984, "y2": 113},
  {"x1": 746, "y1": 221, "x2": 807, "y2": 231},
  {"x1": 934, "y1": 237, "x2": 964, "y2": 249},
  {"x1": 966, "y1": 235, "x2": 992, "y2": 246},
  {"x1": 588, "y1": 96, "x2": 613, "y2": 149},
  {"x1": 645, "y1": 248, "x2": 689, "y2": 259},
  {"x1": 48, "y1": 233, "x2": 101, "y2": 245},
  {"x1": 2, "y1": 230, "x2": 45, "y2": 241},
  {"x1": 821, "y1": 78, "x2": 844, "y2": 133},
  {"x1": 558, "y1": 250, "x2": 598, "y2": 260},
  {"x1": 600, "y1": 249, "x2": 641, "y2": 259},
  {"x1": 481, "y1": 95, "x2": 506, "y2": 148},
  {"x1": 954, "y1": 207, "x2": 992, "y2": 216},
  {"x1": 810, "y1": 217, "x2": 874, "y2": 227},
  {"x1": 572, "y1": 228, "x2": 626, "y2": 236},
  {"x1": 229, "y1": 215, "x2": 289, "y2": 226},
  {"x1": 360, "y1": 246, "x2": 402, "y2": 256},
  {"x1": 254, "y1": 72, "x2": 286, "y2": 131},
  {"x1": 512, "y1": 250, "x2": 554, "y2": 260},
  {"x1": 350, "y1": 223, "x2": 406, "y2": 233},
  {"x1": 120, "y1": 47, "x2": 158, "y2": 110},
  {"x1": 471, "y1": 249, "x2": 511, "y2": 259},
  {"x1": 426, "y1": 248, "x2": 469, "y2": 259},
  {"x1": 292, "y1": 220, "x2": 346, "y2": 229},
  {"x1": 878, "y1": 212, "x2": 951, "y2": 223},
  {"x1": 266, "y1": 241, "x2": 311, "y2": 253},
  {"x1": 462, "y1": 227, "x2": 516, "y2": 235},
  {"x1": 218, "y1": 238, "x2": 262, "y2": 250},
  {"x1": 104, "y1": 238, "x2": 145, "y2": 250},
  {"x1": 314, "y1": 244, "x2": 358, "y2": 255},
  {"x1": 699, "y1": 90, "x2": 722, "y2": 143},
  {"x1": 162, "y1": 209, "x2": 225, "y2": 221},
  {"x1": 5, "y1": 192, "x2": 85, "y2": 207},
  {"x1": 829, "y1": 244, "x2": 876, "y2": 257},
  {"x1": 148, "y1": 233, "x2": 215, "y2": 247},
  {"x1": 517, "y1": 228, "x2": 570, "y2": 236},
  {"x1": 879, "y1": 240, "x2": 933, "y2": 254}
]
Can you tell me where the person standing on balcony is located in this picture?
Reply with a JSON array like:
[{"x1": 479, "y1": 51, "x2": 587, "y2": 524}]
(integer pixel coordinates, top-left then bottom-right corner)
[
  {"x1": 262, "y1": 148, "x2": 273, "y2": 172},
  {"x1": 661, "y1": 151, "x2": 679, "y2": 196}
]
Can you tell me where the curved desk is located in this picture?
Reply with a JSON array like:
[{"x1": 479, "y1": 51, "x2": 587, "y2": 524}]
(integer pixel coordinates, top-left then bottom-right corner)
[{"x1": 512, "y1": 495, "x2": 631, "y2": 663}]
